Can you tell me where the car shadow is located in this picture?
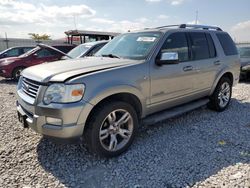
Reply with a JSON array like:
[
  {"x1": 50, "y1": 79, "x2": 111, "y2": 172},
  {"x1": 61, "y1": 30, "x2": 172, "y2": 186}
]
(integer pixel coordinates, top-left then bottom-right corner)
[
  {"x1": 0, "y1": 77, "x2": 18, "y2": 85},
  {"x1": 36, "y1": 98, "x2": 250, "y2": 187}
]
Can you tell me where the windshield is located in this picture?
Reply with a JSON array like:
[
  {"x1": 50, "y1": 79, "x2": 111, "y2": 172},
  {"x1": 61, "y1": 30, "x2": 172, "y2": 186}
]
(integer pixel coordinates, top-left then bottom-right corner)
[
  {"x1": 67, "y1": 44, "x2": 92, "y2": 59},
  {"x1": 95, "y1": 32, "x2": 162, "y2": 60},
  {"x1": 238, "y1": 47, "x2": 250, "y2": 58},
  {"x1": 19, "y1": 46, "x2": 40, "y2": 57}
]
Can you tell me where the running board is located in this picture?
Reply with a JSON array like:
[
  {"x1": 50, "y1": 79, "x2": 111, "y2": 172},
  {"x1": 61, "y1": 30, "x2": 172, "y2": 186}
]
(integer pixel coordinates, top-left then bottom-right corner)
[{"x1": 142, "y1": 98, "x2": 209, "y2": 126}]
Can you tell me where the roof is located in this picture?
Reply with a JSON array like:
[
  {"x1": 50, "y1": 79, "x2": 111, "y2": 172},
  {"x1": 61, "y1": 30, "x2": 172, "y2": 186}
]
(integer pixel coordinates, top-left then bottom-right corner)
[{"x1": 65, "y1": 30, "x2": 120, "y2": 37}]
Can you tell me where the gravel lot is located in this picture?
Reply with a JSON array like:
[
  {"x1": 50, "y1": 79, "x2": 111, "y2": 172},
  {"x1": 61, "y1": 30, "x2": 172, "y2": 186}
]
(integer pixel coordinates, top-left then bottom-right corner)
[{"x1": 0, "y1": 77, "x2": 249, "y2": 188}]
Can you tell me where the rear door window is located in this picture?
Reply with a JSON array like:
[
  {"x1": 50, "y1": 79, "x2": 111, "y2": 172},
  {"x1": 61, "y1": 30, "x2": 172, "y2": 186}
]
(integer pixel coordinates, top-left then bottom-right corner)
[
  {"x1": 205, "y1": 33, "x2": 216, "y2": 58},
  {"x1": 216, "y1": 33, "x2": 238, "y2": 56},
  {"x1": 189, "y1": 32, "x2": 210, "y2": 60},
  {"x1": 23, "y1": 48, "x2": 33, "y2": 53},
  {"x1": 36, "y1": 49, "x2": 53, "y2": 58}
]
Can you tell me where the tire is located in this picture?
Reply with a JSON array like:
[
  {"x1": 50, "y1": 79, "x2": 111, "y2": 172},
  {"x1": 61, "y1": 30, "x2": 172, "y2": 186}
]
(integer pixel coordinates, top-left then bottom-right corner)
[
  {"x1": 12, "y1": 67, "x2": 24, "y2": 81},
  {"x1": 83, "y1": 101, "x2": 138, "y2": 157},
  {"x1": 208, "y1": 77, "x2": 232, "y2": 112}
]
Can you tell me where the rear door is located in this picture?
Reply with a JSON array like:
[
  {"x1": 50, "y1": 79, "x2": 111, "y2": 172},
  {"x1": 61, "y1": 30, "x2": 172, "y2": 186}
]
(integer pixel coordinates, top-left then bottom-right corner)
[{"x1": 188, "y1": 32, "x2": 219, "y2": 93}]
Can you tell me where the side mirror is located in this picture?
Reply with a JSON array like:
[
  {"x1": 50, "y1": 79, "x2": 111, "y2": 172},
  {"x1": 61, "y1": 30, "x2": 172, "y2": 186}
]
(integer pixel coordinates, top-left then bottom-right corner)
[
  {"x1": 2, "y1": 53, "x2": 7, "y2": 58},
  {"x1": 156, "y1": 52, "x2": 179, "y2": 66},
  {"x1": 33, "y1": 53, "x2": 38, "y2": 58}
]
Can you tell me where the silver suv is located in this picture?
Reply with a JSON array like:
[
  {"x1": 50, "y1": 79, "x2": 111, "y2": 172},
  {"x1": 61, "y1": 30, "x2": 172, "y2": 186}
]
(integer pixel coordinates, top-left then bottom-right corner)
[{"x1": 17, "y1": 24, "x2": 240, "y2": 157}]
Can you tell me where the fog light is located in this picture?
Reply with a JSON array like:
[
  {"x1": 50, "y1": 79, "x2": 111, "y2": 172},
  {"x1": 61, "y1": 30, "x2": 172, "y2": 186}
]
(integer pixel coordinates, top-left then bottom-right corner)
[{"x1": 46, "y1": 117, "x2": 62, "y2": 126}]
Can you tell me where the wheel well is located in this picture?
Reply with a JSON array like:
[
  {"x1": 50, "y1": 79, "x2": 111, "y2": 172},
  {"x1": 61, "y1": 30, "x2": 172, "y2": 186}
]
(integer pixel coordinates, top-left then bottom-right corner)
[
  {"x1": 12, "y1": 66, "x2": 26, "y2": 77},
  {"x1": 84, "y1": 93, "x2": 142, "y2": 130},
  {"x1": 221, "y1": 72, "x2": 233, "y2": 84}
]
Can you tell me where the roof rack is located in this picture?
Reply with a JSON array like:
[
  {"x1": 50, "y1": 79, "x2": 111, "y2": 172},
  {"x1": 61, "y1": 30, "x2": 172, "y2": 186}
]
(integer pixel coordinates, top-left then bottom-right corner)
[
  {"x1": 179, "y1": 24, "x2": 222, "y2": 31},
  {"x1": 149, "y1": 24, "x2": 222, "y2": 31}
]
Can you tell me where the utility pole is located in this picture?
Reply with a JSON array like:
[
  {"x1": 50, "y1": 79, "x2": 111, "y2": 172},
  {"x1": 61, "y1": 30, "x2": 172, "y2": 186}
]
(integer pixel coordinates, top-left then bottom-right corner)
[
  {"x1": 195, "y1": 10, "x2": 198, "y2": 25},
  {"x1": 4, "y1": 32, "x2": 9, "y2": 49},
  {"x1": 73, "y1": 14, "x2": 77, "y2": 30}
]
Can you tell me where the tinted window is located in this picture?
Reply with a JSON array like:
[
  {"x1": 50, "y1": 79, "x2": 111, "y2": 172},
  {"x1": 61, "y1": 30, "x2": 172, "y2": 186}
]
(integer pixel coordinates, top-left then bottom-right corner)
[
  {"x1": 87, "y1": 43, "x2": 106, "y2": 56},
  {"x1": 36, "y1": 49, "x2": 52, "y2": 58},
  {"x1": 205, "y1": 33, "x2": 216, "y2": 58},
  {"x1": 190, "y1": 32, "x2": 210, "y2": 60},
  {"x1": 216, "y1": 33, "x2": 238, "y2": 56},
  {"x1": 23, "y1": 47, "x2": 33, "y2": 53},
  {"x1": 54, "y1": 46, "x2": 74, "y2": 53},
  {"x1": 6, "y1": 48, "x2": 19, "y2": 56},
  {"x1": 160, "y1": 32, "x2": 189, "y2": 62}
]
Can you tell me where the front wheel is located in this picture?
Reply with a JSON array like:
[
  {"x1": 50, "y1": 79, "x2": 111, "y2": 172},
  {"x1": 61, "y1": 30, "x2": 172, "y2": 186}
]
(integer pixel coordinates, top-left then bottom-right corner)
[
  {"x1": 12, "y1": 67, "x2": 24, "y2": 81},
  {"x1": 208, "y1": 77, "x2": 232, "y2": 112},
  {"x1": 83, "y1": 101, "x2": 138, "y2": 157}
]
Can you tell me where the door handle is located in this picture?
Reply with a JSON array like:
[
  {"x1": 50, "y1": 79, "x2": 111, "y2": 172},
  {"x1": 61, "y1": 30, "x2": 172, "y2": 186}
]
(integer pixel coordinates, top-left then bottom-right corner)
[
  {"x1": 214, "y1": 60, "x2": 221, "y2": 65},
  {"x1": 183, "y1": 66, "x2": 193, "y2": 72}
]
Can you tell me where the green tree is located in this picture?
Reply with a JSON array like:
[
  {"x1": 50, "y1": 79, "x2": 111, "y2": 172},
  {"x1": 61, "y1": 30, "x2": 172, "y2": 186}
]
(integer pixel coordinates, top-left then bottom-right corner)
[{"x1": 28, "y1": 33, "x2": 51, "y2": 41}]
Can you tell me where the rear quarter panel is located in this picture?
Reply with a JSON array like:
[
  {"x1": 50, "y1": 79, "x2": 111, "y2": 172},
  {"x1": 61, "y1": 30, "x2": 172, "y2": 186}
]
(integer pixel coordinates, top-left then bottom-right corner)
[{"x1": 209, "y1": 32, "x2": 240, "y2": 95}]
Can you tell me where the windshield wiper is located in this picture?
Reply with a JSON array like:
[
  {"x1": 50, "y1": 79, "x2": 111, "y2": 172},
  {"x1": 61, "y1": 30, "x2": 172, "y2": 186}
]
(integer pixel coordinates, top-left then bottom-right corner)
[{"x1": 101, "y1": 54, "x2": 120, "y2": 59}]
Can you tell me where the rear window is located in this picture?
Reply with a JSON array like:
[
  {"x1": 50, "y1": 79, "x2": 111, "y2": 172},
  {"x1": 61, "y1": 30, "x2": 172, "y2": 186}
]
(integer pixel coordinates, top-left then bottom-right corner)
[{"x1": 216, "y1": 33, "x2": 238, "y2": 56}]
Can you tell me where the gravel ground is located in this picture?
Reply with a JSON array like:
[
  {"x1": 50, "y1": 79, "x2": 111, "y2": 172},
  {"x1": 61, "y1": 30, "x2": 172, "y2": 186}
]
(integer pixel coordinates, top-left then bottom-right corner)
[{"x1": 0, "y1": 77, "x2": 249, "y2": 188}]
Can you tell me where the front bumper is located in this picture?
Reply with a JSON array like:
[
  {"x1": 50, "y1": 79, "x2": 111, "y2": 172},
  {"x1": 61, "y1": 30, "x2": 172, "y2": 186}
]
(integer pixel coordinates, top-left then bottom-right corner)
[
  {"x1": 242, "y1": 64, "x2": 250, "y2": 72},
  {"x1": 240, "y1": 64, "x2": 250, "y2": 80},
  {"x1": 0, "y1": 68, "x2": 11, "y2": 78},
  {"x1": 16, "y1": 94, "x2": 93, "y2": 139}
]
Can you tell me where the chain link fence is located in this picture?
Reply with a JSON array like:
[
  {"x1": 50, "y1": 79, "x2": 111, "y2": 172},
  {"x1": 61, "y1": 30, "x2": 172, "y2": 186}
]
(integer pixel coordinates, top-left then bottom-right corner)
[{"x1": 0, "y1": 38, "x2": 68, "y2": 52}]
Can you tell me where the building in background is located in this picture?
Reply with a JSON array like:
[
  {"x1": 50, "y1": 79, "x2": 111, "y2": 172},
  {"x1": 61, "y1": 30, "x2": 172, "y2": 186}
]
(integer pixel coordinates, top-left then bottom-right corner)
[{"x1": 64, "y1": 30, "x2": 120, "y2": 45}]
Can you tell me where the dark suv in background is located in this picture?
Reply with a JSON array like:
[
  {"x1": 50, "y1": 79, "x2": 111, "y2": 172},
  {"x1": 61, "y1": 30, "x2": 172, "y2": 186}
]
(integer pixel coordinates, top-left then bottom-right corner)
[
  {"x1": 0, "y1": 46, "x2": 35, "y2": 59},
  {"x1": 238, "y1": 46, "x2": 250, "y2": 80}
]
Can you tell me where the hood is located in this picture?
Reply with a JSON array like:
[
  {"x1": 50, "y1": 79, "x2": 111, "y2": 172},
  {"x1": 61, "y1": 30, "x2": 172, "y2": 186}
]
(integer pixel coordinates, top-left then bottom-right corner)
[
  {"x1": 38, "y1": 44, "x2": 70, "y2": 57},
  {"x1": 22, "y1": 57, "x2": 140, "y2": 83},
  {"x1": 0, "y1": 57, "x2": 22, "y2": 66}
]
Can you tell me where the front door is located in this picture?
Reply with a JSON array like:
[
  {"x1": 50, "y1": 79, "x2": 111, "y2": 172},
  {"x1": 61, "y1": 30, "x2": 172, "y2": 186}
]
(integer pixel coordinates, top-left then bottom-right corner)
[{"x1": 150, "y1": 32, "x2": 195, "y2": 109}]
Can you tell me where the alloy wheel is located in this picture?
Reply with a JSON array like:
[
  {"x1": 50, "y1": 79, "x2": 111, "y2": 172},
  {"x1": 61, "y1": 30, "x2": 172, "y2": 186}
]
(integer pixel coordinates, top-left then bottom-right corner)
[{"x1": 99, "y1": 109, "x2": 134, "y2": 152}]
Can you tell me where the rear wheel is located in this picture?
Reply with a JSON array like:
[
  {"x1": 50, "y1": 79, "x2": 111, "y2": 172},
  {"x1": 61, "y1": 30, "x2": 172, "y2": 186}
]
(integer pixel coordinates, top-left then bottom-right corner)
[
  {"x1": 208, "y1": 77, "x2": 232, "y2": 112},
  {"x1": 12, "y1": 67, "x2": 24, "y2": 81},
  {"x1": 83, "y1": 101, "x2": 138, "y2": 157}
]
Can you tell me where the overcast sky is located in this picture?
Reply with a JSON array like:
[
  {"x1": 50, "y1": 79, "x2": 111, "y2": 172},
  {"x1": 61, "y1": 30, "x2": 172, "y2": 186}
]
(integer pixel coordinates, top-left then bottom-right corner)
[{"x1": 0, "y1": 0, "x2": 250, "y2": 42}]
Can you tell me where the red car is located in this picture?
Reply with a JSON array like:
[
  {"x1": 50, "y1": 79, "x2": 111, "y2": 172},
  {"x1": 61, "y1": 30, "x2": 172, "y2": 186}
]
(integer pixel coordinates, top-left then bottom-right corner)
[{"x1": 0, "y1": 44, "x2": 73, "y2": 80}]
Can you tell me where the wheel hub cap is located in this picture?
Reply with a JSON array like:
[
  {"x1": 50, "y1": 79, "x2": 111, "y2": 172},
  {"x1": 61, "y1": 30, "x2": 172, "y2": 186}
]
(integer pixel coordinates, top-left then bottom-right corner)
[{"x1": 99, "y1": 109, "x2": 133, "y2": 152}]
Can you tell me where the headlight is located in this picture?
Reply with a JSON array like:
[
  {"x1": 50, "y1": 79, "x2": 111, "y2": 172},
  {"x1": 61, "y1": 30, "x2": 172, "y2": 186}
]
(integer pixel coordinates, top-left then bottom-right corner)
[{"x1": 43, "y1": 84, "x2": 85, "y2": 104}]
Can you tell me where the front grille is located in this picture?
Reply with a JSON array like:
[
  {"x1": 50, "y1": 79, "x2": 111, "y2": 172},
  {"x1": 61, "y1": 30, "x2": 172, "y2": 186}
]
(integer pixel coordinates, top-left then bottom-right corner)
[{"x1": 21, "y1": 77, "x2": 40, "y2": 99}]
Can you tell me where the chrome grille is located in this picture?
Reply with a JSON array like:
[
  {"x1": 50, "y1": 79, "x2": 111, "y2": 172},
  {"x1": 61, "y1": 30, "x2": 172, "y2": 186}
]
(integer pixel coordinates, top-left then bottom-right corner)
[{"x1": 21, "y1": 77, "x2": 40, "y2": 99}]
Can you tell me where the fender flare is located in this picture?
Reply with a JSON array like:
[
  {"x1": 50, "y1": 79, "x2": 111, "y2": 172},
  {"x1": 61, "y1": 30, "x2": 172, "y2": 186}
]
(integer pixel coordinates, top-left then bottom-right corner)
[{"x1": 77, "y1": 85, "x2": 146, "y2": 126}]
